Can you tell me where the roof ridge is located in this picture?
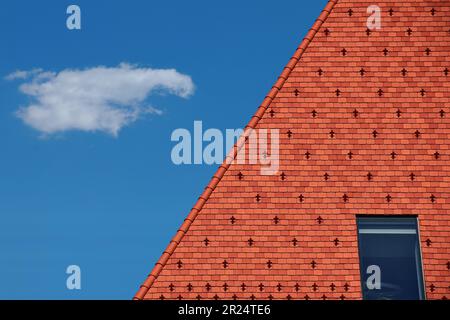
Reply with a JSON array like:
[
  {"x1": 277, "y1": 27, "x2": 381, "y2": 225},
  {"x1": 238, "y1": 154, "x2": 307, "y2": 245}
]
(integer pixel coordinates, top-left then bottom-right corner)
[{"x1": 133, "y1": 0, "x2": 339, "y2": 300}]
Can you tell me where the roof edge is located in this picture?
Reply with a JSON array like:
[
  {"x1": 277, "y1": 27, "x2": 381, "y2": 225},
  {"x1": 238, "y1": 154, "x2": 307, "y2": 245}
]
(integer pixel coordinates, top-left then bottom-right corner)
[{"x1": 133, "y1": 0, "x2": 339, "y2": 300}]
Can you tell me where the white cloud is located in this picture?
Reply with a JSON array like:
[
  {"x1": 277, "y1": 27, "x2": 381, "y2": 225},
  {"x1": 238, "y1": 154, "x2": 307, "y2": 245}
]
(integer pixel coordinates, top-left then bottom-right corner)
[
  {"x1": 5, "y1": 68, "x2": 44, "y2": 80},
  {"x1": 7, "y1": 63, "x2": 195, "y2": 136}
]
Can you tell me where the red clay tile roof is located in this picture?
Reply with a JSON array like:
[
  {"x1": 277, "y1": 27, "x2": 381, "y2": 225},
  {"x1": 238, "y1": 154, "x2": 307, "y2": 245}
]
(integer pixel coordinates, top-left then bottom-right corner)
[{"x1": 135, "y1": 0, "x2": 450, "y2": 300}]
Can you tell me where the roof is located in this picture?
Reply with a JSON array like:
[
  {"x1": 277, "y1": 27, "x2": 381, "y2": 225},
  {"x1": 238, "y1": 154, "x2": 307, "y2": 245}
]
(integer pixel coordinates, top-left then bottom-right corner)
[{"x1": 135, "y1": 0, "x2": 450, "y2": 300}]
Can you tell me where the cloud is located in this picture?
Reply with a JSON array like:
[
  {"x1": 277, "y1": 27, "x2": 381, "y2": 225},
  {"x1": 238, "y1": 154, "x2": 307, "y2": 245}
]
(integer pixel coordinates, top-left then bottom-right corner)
[
  {"x1": 5, "y1": 68, "x2": 44, "y2": 80},
  {"x1": 7, "y1": 63, "x2": 195, "y2": 136}
]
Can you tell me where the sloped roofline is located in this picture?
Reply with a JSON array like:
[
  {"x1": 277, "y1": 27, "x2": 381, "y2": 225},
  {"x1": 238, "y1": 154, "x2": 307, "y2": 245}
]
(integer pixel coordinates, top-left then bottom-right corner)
[{"x1": 134, "y1": 0, "x2": 339, "y2": 300}]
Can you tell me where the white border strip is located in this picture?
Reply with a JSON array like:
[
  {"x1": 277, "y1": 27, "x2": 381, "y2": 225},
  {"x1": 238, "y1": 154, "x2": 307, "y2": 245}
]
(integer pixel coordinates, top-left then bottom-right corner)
[{"x1": 359, "y1": 229, "x2": 416, "y2": 234}]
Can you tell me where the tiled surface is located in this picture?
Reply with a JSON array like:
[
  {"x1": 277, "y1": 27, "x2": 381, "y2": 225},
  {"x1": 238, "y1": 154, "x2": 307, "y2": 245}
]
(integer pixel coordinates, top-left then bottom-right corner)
[{"x1": 135, "y1": 0, "x2": 450, "y2": 300}]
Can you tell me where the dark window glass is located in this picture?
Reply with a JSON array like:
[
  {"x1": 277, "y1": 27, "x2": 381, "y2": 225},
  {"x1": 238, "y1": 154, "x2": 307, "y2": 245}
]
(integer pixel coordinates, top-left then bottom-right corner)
[{"x1": 357, "y1": 217, "x2": 425, "y2": 300}]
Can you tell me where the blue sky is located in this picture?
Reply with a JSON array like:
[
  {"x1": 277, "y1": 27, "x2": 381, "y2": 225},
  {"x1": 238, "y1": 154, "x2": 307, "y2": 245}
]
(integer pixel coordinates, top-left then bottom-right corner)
[{"x1": 0, "y1": 0, "x2": 328, "y2": 299}]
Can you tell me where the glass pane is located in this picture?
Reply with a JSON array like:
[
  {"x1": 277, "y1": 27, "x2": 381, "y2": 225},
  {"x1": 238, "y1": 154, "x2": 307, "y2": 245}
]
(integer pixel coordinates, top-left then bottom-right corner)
[{"x1": 357, "y1": 217, "x2": 425, "y2": 300}]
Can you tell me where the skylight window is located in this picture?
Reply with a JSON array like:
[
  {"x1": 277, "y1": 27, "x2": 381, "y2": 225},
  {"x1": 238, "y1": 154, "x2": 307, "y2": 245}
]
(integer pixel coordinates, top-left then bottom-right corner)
[{"x1": 357, "y1": 216, "x2": 425, "y2": 300}]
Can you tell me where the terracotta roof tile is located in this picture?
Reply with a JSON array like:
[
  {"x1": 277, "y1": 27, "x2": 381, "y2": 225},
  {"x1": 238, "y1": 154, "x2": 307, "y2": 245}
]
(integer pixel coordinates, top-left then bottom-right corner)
[{"x1": 135, "y1": 0, "x2": 450, "y2": 300}]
